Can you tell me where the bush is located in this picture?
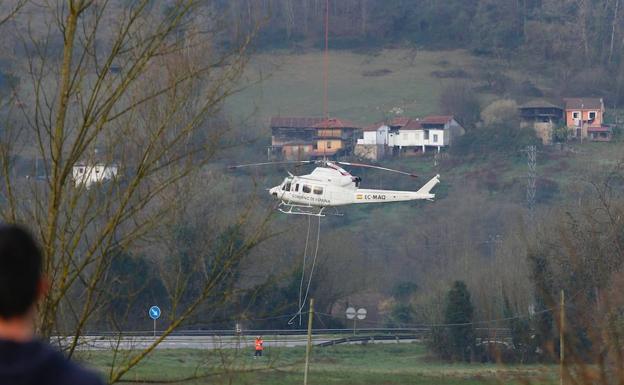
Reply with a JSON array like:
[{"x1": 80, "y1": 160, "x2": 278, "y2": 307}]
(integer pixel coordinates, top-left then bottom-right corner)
[
  {"x1": 451, "y1": 121, "x2": 539, "y2": 157},
  {"x1": 480, "y1": 99, "x2": 519, "y2": 126}
]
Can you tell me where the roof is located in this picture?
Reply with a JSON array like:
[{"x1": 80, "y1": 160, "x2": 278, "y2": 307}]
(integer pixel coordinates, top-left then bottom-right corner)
[
  {"x1": 519, "y1": 99, "x2": 563, "y2": 110},
  {"x1": 312, "y1": 118, "x2": 360, "y2": 129},
  {"x1": 421, "y1": 115, "x2": 454, "y2": 124},
  {"x1": 270, "y1": 116, "x2": 324, "y2": 128},
  {"x1": 388, "y1": 117, "x2": 410, "y2": 127},
  {"x1": 402, "y1": 119, "x2": 423, "y2": 130},
  {"x1": 363, "y1": 122, "x2": 385, "y2": 131},
  {"x1": 587, "y1": 125, "x2": 613, "y2": 132},
  {"x1": 563, "y1": 98, "x2": 603, "y2": 110}
]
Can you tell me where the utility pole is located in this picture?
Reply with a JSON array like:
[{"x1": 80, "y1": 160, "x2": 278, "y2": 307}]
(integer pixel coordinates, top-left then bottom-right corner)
[
  {"x1": 560, "y1": 290, "x2": 565, "y2": 385},
  {"x1": 303, "y1": 298, "x2": 315, "y2": 385}
]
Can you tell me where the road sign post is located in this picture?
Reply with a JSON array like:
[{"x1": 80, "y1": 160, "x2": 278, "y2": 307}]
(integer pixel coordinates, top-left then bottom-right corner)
[
  {"x1": 149, "y1": 306, "x2": 161, "y2": 337},
  {"x1": 346, "y1": 307, "x2": 356, "y2": 334}
]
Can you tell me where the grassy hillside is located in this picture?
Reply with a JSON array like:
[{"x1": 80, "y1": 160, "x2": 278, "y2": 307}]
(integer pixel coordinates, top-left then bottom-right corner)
[{"x1": 226, "y1": 49, "x2": 491, "y2": 130}]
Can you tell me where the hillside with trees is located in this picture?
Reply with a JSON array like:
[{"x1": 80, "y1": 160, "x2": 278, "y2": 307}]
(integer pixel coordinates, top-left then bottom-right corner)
[{"x1": 2, "y1": 2, "x2": 624, "y2": 383}]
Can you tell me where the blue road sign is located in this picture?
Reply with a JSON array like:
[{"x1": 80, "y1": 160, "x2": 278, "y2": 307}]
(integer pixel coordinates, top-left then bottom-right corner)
[{"x1": 149, "y1": 305, "x2": 161, "y2": 320}]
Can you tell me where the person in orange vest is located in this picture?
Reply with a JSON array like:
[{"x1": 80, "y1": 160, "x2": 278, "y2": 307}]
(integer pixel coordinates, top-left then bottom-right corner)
[{"x1": 254, "y1": 336, "x2": 264, "y2": 358}]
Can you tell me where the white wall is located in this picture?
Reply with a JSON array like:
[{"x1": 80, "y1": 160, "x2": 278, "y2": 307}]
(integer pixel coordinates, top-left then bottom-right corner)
[
  {"x1": 357, "y1": 125, "x2": 389, "y2": 145},
  {"x1": 391, "y1": 129, "x2": 446, "y2": 147},
  {"x1": 73, "y1": 164, "x2": 118, "y2": 188}
]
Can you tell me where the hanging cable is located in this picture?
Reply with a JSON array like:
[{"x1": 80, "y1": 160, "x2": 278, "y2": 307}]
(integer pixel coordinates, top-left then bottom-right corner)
[
  {"x1": 289, "y1": 215, "x2": 322, "y2": 325},
  {"x1": 297, "y1": 215, "x2": 312, "y2": 326},
  {"x1": 323, "y1": 0, "x2": 329, "y2": 121}
]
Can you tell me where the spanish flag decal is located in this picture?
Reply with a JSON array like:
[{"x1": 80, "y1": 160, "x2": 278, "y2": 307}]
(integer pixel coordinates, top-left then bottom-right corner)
[{"x1": 356, "y1": 194, "x2": 363, "y2": 200}]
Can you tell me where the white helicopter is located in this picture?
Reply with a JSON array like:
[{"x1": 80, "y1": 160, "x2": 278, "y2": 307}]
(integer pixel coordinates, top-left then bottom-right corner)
[{"x1": 230, "y1": 160, "x2": 440, "y2": 217}]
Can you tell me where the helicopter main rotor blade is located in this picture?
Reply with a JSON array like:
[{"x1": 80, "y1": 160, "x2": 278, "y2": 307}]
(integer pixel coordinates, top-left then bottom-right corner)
[
  {"x1": 228, "y1": 160, "x2": 314, "y2": 170},
  {"x1": 336, "y1": 161, "x2": 418, "y2": 178}
]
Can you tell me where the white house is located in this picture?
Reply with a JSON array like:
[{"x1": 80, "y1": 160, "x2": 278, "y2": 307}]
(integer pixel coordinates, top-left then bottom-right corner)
[
  {"x1": 355, "y1": 123, "x2": 390, "y2": 160},
  {"x1": 358, "y1": 124, "x2": 389, "y2": 145},
  {"x1": 356, "y1": 116, "x2": 464, "y2": 159},
  {"x1": 72, "y1": 163, "x2": 119, "y2": 188}
]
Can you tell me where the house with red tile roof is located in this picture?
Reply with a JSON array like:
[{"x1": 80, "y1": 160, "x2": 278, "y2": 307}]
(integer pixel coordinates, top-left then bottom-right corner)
[
  {"x1": 269, "y1": 116, "x2": 360, "y2": 160},
  {"x1": 563, "y1": 97, "x2": 612, "y2": 141},
  {"x1": 355, "y1": 115, "x2": 464, "y2": 160},
  {"x1": 388, "y1": 116, "x2": 464, "y2": 154}
]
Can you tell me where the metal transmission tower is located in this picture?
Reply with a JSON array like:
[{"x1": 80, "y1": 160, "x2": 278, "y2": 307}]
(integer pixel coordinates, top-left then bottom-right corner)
[{"x1": 526, "y1": 145, "x2": 537, "y2": 219}]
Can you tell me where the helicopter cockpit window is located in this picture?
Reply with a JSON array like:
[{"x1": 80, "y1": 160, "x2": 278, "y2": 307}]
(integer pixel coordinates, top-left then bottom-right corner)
[
  {"x1": 313, "y1": 186, "x2": 323, "y2": 195},
  {"x1": 302, "y1": 185, "x2": 312, "y2": 193},
  {"x1": 281, "y1": 178, "x2": 293, "y2": 191}
]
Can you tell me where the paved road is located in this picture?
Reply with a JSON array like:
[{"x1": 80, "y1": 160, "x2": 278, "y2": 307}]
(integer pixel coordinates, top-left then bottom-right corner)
[{"x1": 62, "y1": 335, "x2": 420, "y2": 351}]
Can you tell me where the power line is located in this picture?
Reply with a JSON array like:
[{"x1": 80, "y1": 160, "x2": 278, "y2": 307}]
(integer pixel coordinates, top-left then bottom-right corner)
[{"x1": 315, "y1": 308, "x2": 554, "y2": 329}]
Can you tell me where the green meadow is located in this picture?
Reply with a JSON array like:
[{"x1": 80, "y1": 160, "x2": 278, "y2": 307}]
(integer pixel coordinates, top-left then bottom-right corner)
[{"x1": 82, "y1": 343, "x2": 556, "y2": 385}]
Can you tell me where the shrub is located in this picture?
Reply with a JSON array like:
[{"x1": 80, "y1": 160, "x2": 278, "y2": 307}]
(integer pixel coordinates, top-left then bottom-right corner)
[{"x1": 480, "y1": 99, "x2": 519, "y2": 126}]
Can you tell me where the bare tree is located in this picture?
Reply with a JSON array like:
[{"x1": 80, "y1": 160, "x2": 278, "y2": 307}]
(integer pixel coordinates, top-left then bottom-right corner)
[{"x1": 0, "y1": 1, "x2": 272, "y2": 383}]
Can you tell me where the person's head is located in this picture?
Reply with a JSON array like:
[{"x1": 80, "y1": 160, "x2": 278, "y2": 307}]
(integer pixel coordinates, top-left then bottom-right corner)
[{"x1": 0, "y1": 225, "x2": 43, "y2": 320}]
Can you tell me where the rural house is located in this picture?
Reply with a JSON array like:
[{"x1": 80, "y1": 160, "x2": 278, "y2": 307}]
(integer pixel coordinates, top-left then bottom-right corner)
[
  {"x1": 355, "y1": 116, "x2": 464, "y2": 160},
  {"x1": 564, "y1": 97, "x2": 612, "y2": 141},
  {"x1": 518, "y1": 100, "x2": 564, "y2": 145},
  {"x1": 269, "y1": 116, "x2": 360, "y2": 160},
  {"x1": 72, "y1": 162, "x2": 119, "y2": 189},
  {"x1": 355, "y1": 123, "x2": 390, "y2": 160}
]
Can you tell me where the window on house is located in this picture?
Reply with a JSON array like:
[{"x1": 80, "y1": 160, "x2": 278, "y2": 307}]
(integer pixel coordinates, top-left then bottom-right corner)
[
  {"x1": 589, "y1": 111, "x2": 597, "y2": 120},
  {"x1": 327, "y1": 141, "x2": 332, "y2": 149},
  {"x1": 424, "y1": 130, "x2": 430, "y2": 140},
  {"x1": 313, "y1": 186, "x2": 323, "y2": 195},
  {"x1": 433, "y1": 134, "x2": 438, "y2": 143},
  {"x1": 79, "y1": 168, "x2": 84, "y2": 174},
  {"x1": 573, "y1": 112, "x2": 580, "y2": 119},
  {"x1": 302, "y1": 185, "x2": 311, "y2": 193}
]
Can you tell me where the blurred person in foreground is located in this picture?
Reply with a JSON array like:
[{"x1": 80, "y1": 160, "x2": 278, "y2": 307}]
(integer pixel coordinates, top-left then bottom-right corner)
[{"x1": 0, "y1": 224, "x2": 103, "y2": 385}]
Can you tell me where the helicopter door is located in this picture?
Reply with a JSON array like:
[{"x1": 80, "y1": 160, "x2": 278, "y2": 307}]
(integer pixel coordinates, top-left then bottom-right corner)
[{"x1": 312, "y1": 185, "x2": 331, "y2": 204}]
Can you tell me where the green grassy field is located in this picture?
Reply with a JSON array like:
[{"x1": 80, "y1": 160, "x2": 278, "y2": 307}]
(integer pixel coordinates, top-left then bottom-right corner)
[
  {"x1": 81, "y1": 343, "x2": 556, "y2": 385},
  {"x1": 226, "y1": 49, "x2": 486, "y2": 131}
]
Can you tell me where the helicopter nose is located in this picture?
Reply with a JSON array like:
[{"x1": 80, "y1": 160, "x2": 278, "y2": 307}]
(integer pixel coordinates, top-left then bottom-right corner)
[{"x1": 269, "y1": 187, "x2": 278, "y2": 198}]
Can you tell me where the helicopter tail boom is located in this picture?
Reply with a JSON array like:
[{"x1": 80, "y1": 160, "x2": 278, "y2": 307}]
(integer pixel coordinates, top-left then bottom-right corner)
[{"x1": 352, "y1": 174, "x2": 440, "y2": 203}]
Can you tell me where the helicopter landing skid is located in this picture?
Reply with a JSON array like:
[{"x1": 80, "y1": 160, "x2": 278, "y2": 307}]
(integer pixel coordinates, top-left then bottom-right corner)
[{"x1": 278, "y1": 202, "x2": 343, "y2": 217}]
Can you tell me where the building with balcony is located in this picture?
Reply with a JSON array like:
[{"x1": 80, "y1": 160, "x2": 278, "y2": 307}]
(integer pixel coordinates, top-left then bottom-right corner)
[{"x1": 269, "y1": 116, "x2": 360, "y2": 160}]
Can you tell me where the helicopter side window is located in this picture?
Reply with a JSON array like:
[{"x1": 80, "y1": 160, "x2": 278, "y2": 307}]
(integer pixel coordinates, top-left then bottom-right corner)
[
  {"x1": 302, "y1": 185, "x2": 311, "y2": 193},
  {"x1": 295, "y1": 183, "x2": 299, "y2": 192},
  {"x1": 313, "y1": 186, "x2": 323, "y2": 195}
]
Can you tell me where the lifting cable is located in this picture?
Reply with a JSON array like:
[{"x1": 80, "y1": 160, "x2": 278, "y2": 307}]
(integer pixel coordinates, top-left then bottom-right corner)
[
  {"x1": 289, "y1": 215, "x2": 322, "y2": 325},
  {"x1": 297, "y1": 215, "x2": 312, "y2": 326},
  {"x1": 289, "y1": 0, "x2": 331, "y2": 326}
]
